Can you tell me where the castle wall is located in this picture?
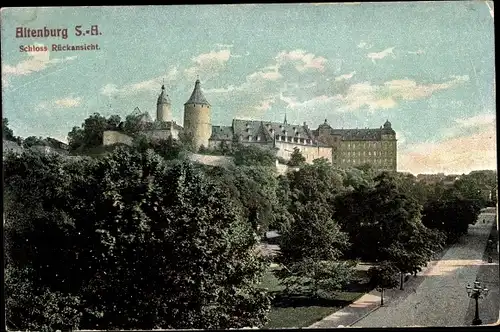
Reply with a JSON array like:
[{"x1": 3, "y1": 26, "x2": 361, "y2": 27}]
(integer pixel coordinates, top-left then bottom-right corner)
[
  {"x1": 143, "y1": 128, "x2": 179, "y2": 140},
  {"x1": 338, "y1": 139, "x2": 397, "y2": 171},
  {"x1": 103, "y1": 130, "x2": 133, "y2": 146},
  {"x1": 157, "y1": 103, "x2": 172, "y2": 122},
  {"x1": 274, "y1": 140, "x2": 332, "y2": 164},
  {"x1": 187, "y1": 152, "x2": 234, "y2": 167},
  {"x1": 184, "y1": 104, "x2": 211, "y2": 150}
]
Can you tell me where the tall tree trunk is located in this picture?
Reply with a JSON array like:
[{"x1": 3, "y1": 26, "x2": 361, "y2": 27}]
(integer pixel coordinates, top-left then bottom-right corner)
[{"x1": 400, "y1": 272, "x2": 404, "y2": 290}]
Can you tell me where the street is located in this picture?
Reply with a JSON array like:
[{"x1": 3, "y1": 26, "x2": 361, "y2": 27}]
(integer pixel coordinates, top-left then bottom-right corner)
[{"x1": 351, "y1": 209, "x2": 499, "y2": 327}]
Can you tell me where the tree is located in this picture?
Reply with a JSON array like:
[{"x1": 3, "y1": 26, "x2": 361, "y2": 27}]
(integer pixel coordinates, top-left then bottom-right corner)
[
  {"x1": 286, "y1": 158, "x2": 344, "y2": 216},
  {"x1": 367, "y1": 261, "x2": 399, "y2": 306},
  {"x1": 422, "y1": 197, "x2": 481, "y2": 244},
  {"x1": 335, "y1": 172, "x2": 445, "y2": 288},
  {"x1": 275, "y1": 201, "x2": 353, "y2": 299},
  {"x1": 22, "y1": 136, "x2": 48, "y2": 148},
  {"x1": 233, "y1": 144, "x2": 276, "y2": 167},
  {"x1": 287, "y1": 147, "x2": 306, "y2": 167},
  {"x1": 4, "y1": 148, "x2": 271, "y2": 330},
  {"x1": 3, "y1": 117, "x2": 16, "y2": 141},
  {"x1": 67, "y1": 113, "x2": 121, "y2": 152}
]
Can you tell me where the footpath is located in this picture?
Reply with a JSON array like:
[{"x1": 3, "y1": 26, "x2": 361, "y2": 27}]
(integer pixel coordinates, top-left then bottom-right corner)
[{"x1": 309, "y1": 211, "x2": 498, "y2": 328}]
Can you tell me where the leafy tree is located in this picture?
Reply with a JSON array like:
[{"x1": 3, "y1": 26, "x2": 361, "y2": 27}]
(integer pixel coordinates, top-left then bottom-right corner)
[
  {"x1": 233, "y1": 144, "x2": 276, "y2": 167},
  {"x1": 22, "y1": 136, "x2": 48, "y2": 148},
  {"x1": 335, "y1": 172, "x2": 444, "y2": 288},
  {"x1": 286, "y1": 158, "x2": 344, "y2": 217},
  {"x1": 204, "y1": 164, "x2": 280, "y2": 235},
  {"x1": 275, "y1": 201, "x2": 353, "y2": 298},
  {"x1": 3, "y1": 117, "x2": 16, "y2": 141},
  {"x1": 287, "y1": 147, "x2": 306, "y2": 167},
  {"x1": 422, "y1": 197, "x2": 481, "y2": 244},
  {"x1": 68, "y1": 113, "x2": 121, "y2": 151},
  {"x1": 4, "y1": 148, "x2": 271, "y2": 330},
  {"x1": 367, "y1": 261, "x2": 399, "y2": 306}
]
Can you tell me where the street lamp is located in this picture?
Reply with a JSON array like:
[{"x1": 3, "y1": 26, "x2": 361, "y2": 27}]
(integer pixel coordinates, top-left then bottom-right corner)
[{"x1": 466, "y1": 281, "x2": 489, "y2": 325}]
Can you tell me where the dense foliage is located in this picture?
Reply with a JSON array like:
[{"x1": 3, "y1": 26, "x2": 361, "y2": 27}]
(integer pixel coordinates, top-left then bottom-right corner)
[
  {"x1": 67, "y1": 113, "x2": 121, "y2": 151},
  {"x1": 4, "y1": 113, "x2": 496, "y2": 329},
  {"x1": 4, "y1": 149, "x2": 271, "y2": 330}
]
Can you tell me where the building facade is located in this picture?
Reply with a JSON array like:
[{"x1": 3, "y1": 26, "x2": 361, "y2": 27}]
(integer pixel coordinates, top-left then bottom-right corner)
[{"x1": 102, "y1": 79, "x2": 398, "y2": 172}]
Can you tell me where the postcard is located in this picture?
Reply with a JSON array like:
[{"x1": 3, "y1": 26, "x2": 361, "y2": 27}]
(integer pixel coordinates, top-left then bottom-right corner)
[{"x1": 2, "y1": 3, "x2": 497, "y2": 331}]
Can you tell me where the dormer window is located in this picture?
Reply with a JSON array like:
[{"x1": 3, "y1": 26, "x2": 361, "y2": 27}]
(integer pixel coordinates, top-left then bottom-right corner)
[
  {"x1": 248, "y1": 135, "x2": 252, "y2": 141},
  {"x1": 246, "y1": 128, "x2": 250, "y2": 133},
  {"x1": 257, "y1": 136, "x2": 261, "y2": 141}
]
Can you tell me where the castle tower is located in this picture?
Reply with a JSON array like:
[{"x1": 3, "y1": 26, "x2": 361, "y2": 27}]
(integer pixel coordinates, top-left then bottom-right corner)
[
  {"x1": 156, "y1": 85, "x2": 172, "y2": 122},
  {"x1": 183, "y1": 79, "x2": 211, "y2": 150}
]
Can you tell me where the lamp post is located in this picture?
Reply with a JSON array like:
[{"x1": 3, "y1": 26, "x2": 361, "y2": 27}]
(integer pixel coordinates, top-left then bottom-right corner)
[{"x1": 466, "y1": 281, "x2": 489, "y2": 325}]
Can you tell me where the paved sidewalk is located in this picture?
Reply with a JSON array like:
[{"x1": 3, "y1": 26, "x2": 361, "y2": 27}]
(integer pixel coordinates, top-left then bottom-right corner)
[
  {"x1": 308, "y1": 255, "x2": 442, "y2": 328},
  {"x1": 309, "y1": 211, "x2": 496, "y2": 328}
]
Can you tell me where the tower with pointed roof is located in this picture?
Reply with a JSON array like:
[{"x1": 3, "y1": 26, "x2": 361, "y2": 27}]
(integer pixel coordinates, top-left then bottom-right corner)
[
  {"x1": 183, "y1": 79, "x2": 212, "y2": 150},
  {"x1": 156, "y1": 85, "x2": 172, "y2": 122}
]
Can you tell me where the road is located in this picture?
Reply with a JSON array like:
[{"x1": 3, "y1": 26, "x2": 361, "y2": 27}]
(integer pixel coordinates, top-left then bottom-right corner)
[{"x1": 351, "y1": 210, "x2": 498, "y2": 327}]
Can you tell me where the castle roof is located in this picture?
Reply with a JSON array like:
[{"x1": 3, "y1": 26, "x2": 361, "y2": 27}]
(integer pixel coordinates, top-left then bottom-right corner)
[
  {"x1": 312, "y1": 120, "x2": 396, "y2": 141},
  {"x1": 184, "y1": 79, "x2": 210, "y2": 106},
  {"x1": 229, "y1": 119, "x2": 318, "y2": 144},
  {"x1": 210, "y1": 125, "x2": 233, "y2": 141},
  {"x1": 157, "y1": 85, "x2": 171, "y2": 105},
  {"x1": 330, "y1": 128, "x2": 383, "y2": 141}
]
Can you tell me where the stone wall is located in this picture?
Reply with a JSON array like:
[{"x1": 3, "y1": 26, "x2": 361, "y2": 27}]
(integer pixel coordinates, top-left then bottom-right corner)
[
  {"x1": 143, "y1": 128, "x2": 179, "y2": 140},
  {"x1": 187, "y1": 152, "x2": 234, "y2": 167},
  {"x1": 103, "y1": 131, "x2": 133, "y2": 146}
]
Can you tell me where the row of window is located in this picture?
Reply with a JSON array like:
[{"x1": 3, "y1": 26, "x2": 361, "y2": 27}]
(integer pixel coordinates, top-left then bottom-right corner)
[
  {"x1": 341, "y1": 158, "x2": 393, "y2": 165},
  {"x1": 344, "y1": 141, "x2": 394, "y2": 149},
  {"x1": 344, "y1": 150, "x2": 394, "y2": 157}
]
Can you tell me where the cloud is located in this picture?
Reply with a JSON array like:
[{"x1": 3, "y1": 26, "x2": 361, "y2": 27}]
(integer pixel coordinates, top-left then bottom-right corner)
[
  {"x1": 247, "y1": 69, "x2": 283, "y2": 82},
  {"x1": 367, "y1": 47, "x2": 395, "y2": 63},
  {"x1": 215, "y1": 43, "x2": 234, "y2": 48},
  {"x1": 399, "y1": 121, "x2": 496, "y2": 174},
  {"x1": 408, "y1": 49, "x2": 425, "y2": 55},
  {"x1": 335, "y1": 71, "x2": 356, "y2": 81},
  {"x1": 357, "y1": 41, "x2": 372, "y2": 49},
  {"x1": 184, "y1": 49, "x2": 232, "y2": 80},
  {"x1": 280, "y1": 93, "x2": 338, "y2": 110},
  {"x1": 455, "y1": 113, "x2": 496, "y2": 128},
  {"x1": 441, "y1": 113, "x2": 496, "y2": 138},
  {"x1": 335, "y1": 76, "x2": 469, "y2": 111},
  {"x1": 54, "y1": 97, "x2": 82, "y2": 108},
  {"x1": 100, "y1": 66, "x2": 179, "y2": 98},
  {"x1": 275, "y1": 49, "x2": 327, "y2": 72},
  {"x1": 37, "y1": 96, "x2": 82, "y2": 111},
  {"x1": 2, "y1": 44, "x2": 77, "y2": 85}
]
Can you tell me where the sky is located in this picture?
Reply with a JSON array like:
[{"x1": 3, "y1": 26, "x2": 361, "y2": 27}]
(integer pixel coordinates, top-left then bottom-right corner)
[{"x1": 1, "y1": 2, "x2": 496, "y2": 175}]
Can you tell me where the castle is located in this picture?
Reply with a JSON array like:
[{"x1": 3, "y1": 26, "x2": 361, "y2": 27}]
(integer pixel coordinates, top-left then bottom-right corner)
[{"x1": 103, "y1": 79, "x2": 398, "y2": 172}]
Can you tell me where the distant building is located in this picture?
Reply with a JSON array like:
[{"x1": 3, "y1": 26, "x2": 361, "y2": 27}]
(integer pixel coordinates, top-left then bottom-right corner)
[
  {"x1": 2, "y1": 138, "x2": 69, "y2": 158},
  {"x1": 103, "y1": 79, "x2": 398, "y2": 172}
]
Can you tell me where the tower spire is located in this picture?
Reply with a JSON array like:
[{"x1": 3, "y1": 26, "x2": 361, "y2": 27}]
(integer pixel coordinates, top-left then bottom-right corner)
[
  {"x1": 284, "y1": 109, "x2": 287, "y2": 125},
  {"x1": 184, "y1": 78, "x2": 210, "y2": 106}
]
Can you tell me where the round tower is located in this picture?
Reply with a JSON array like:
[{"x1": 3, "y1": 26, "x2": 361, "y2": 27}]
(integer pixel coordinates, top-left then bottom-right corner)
[
  {"x1": 183, "y1": 79, "x2": 211, "y2": 150},
  {"x1": 156, "y1": 85, "x2": 172, "y2": 122}
]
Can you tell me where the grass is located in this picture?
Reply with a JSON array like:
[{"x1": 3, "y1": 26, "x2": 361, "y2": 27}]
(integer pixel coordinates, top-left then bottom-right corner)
[{"x1": 259, "y1": 266, "x2": 372, "y2": 328}]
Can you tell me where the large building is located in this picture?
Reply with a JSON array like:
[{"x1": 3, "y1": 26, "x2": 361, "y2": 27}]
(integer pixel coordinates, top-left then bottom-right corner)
[{"x1": 103, "y1": 79, "x2": 398, "y2": 172}]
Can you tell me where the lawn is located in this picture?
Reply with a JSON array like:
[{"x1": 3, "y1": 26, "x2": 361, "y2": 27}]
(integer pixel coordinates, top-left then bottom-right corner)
[{"x1": 259, "y1": 266, "x2": 372, "y2": 328}]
